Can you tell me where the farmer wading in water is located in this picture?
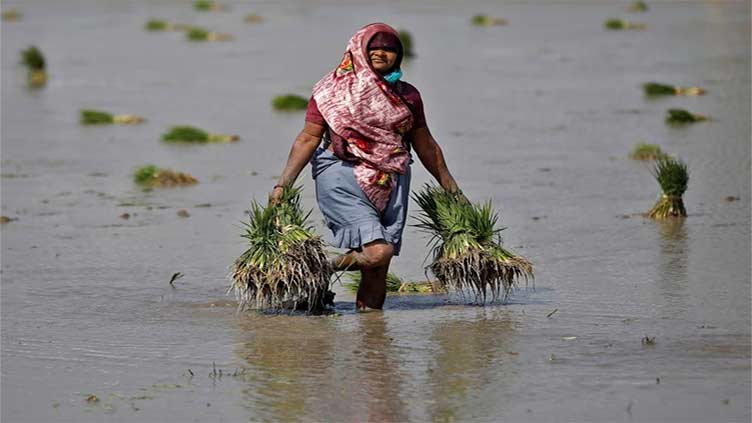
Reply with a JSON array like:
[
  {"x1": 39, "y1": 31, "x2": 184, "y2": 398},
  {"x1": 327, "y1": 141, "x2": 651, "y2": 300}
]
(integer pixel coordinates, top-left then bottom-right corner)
[{"x1": 271, "y1": 23, "x2": 463, "y2": 311}]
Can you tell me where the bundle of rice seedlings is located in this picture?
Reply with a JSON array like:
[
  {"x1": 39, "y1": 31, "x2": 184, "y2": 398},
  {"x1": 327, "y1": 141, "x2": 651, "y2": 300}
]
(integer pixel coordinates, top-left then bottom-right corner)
[
  {"x1": 666, "y1": 108, "x2": 708, "y2": 125},
  {"x1": 413, "y1": 184, "x2": 533, "y2": 303},
  {"x1": 628, "y1": 1, "x2": 649, "y2": 12},
  {"x1": 630, "y1": 142, "x2": 668, "y2": 160},
  {"x1": 604, "y1": 18, "x2": 646, "y2": 30},
  {"x1": 643, "y1": 82, "x2": 705, "y2": 97},
  {"x1": 194, "y1": 0, "x2": 224, "y2": 11},
  {"x1": 398, "y1": 30, "x2": 415, "y2": 58},
  {"x1": 244, "y1": 14, "x2": 263, "y2": 24},
  {"x1": 21, "y1": 46, "x2": 47, "y2": 87},
  {"x1": 471, "y1": 14, "x2": 508, "y2": 26},
  {"x1": 145, "y1": 19, "x2": 169, "y2": 31},
  {"x1": 647, "y1": 157, "x2": 688, "y2": 219},
  {"x1": 230, "y1": 186, "x2": 333, "y2": 312},
  {"x1": 161, "y1": 125, "x2": 239, "y2": 143},
  {"x1": 186, "y1": 26, "x2": 233, "y2": 41},
  {"x1": 2, "y1": 8, "x2": 22, "y2": 21},
  {"x1": 133, "y1": 164, "x2": 198, "y2": 187},
  {"x1": 272, "y1": 95, "x2": 308, "y2": 111},
  {"x1": 80, "y1": 109, "x2": 145, "y2": 125}
]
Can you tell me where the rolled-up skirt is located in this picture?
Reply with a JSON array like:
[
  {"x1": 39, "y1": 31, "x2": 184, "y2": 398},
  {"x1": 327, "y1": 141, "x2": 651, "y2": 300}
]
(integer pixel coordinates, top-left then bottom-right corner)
[{"x1": 311, "y1": 147, "x2": 410, "y2": 256}]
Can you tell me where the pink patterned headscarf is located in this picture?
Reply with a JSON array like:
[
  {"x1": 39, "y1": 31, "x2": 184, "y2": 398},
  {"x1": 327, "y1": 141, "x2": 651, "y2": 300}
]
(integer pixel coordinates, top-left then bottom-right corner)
[{"x1": 312, "y1": 23, "x2": 414, "y2": 213}]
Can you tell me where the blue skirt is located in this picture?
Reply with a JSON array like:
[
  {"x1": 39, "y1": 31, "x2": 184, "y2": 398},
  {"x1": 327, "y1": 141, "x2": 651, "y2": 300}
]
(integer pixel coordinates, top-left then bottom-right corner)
[{"x1": 311, "y1": 147, "x2": 411, "y2": 256}]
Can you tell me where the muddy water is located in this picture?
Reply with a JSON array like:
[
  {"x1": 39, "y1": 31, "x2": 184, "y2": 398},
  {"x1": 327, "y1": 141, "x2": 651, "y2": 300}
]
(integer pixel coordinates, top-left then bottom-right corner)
[{"x1": 2, "y1": 0, "x2": 749, "y2": 421}]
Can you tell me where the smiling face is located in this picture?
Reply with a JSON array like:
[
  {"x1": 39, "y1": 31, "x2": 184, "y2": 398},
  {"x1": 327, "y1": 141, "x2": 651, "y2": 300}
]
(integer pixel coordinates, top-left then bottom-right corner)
[{"x1": 368, "y1": 47, "x2": 398, "y2": 74}]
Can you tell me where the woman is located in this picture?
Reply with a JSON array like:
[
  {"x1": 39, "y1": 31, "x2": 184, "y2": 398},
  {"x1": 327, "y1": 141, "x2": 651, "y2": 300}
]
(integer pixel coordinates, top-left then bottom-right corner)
[{"x1": 270, "y1": 23, "x2": 463, "y2": 311}]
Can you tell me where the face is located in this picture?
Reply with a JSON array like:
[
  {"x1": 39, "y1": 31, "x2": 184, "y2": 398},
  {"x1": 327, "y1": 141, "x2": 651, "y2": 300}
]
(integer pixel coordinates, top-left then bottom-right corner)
[{"x1": 368, "y1": 48, "x2": 398, "y2": 74}]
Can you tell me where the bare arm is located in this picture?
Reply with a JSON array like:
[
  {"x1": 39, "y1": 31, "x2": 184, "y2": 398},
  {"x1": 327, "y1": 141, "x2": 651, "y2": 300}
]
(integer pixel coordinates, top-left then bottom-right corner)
[
  {"x1": 410, "y1": 126, "x2": 462, "y2": 194},
  {"x1": 270, "y1": 121, "x2": 326, "y2": 202}
]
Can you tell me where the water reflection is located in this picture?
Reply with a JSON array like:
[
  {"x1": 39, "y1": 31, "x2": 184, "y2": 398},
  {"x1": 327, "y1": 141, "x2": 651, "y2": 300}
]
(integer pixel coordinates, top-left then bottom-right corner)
[
  {"x1": 656, "y1": 219, "x2": 689, "y2": 310},
  {"x1": 234, "y1": 312, "x2": 408, "y2": 422},
  {"x1": 427, "y1": 310, "x2": 517, "y2": 422},
  {"x1": 235, "y1": 314, "x2": 337, "y2": 422},
  {"x1": 350, "y1": 314, "x2": 408, "y2": 422}
]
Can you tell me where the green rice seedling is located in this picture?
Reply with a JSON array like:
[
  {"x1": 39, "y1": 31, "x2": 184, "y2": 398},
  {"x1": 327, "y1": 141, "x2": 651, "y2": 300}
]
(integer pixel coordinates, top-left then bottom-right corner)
[
  {"x1": 666, "y1": 108, "x2": 708, "y2": 125},
  {"x1": 398, "y1": 30, "x2": 415, "y2": 58},
  {"x1": 2, "y1": 8, "x2": 22, "y2": 21},
  {"x1": 133, "y1": 164, "x2": 198, "y2": 187},
  {"x1": 413, "y1": 184, "x2": 533, "y2": 303},
  {"x1": 643, "y1": 82, "x2": 705, "y2": 97},
  {"x1": 186, "y1": 26, "x2": 232, "y2": 41},
  {"x1": 145, "y1": 19, "x2": 169, "y2": 31},
  {"x1": 647, "y1": 157, "x2": 688, "y2": 218},
  {"x1": 471, "y1": 14, "x2": 508, "y2": 26},
  {"x1": 161, "y1": 126, "x2": 239, "y2": 143},
  {"x1": 194, "y1": 0, "x2": 222, "y2": 11},
  {"x1": 21, "y1": 46, "x2": 46, "y2": 87},
  {"x1": 628, "y1": 1, "x2": 649, "y2": 12},
  {"x1": 272, "y1": 95, "x2": 308, "y2": 111},
  {"x1": 80, "y1": 109, "x2": 144, "y2": 125},
  {"x1": 604, "y1": 18, "x2": 645, "y2": 30},
  {"x1": 230, "y1": 186, "x2": 333, "y2": 312},
  {"x1": 630, "y1": 142, "x2": 668, "y2": 161},
  {"x1": 344, "y1": 272, "x2": 403, "y2": 294}
]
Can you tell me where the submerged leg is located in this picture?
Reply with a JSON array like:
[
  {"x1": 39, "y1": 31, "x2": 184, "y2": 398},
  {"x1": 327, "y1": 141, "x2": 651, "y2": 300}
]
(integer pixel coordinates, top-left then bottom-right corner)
[{"x1": 338, "y1": 240, "x2": 393, "y2": 310}]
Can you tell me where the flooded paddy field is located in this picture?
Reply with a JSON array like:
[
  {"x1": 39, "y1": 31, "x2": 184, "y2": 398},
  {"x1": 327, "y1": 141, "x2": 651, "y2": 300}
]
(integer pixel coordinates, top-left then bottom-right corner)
[{"x1": 2, "y1": 0, "x2": 749, "y2": 421}]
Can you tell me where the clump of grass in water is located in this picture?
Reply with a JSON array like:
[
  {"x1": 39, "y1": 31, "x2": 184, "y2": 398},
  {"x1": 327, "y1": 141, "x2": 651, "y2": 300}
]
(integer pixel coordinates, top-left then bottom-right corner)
[
  {"x1": 145, "y1": 19, "x2": 169, "y2": 31},
  {"x1": 162, "y1": 125, "x2": 239, "y2": 143},
  {"x1": 643, "y1": 82, "x2": 705, "y2": 97},
  {"x1": 194, "y1": 0, "x2": 222, "y2": 11},
  {"x1": 471, "y1": 14, "x2": 507, "y2": 26},
  {"x1": 344, "y1": 272, "x2": 403, "y2": 294},
  {"x1": 412, "y1": 184, "x2": 533, "y2": 303},
  {"x1": 647, "y1": 157, "x2": 688, "y2": 219},
  {"x1": 628, "y1": 1, "x2": 649, "y2": 12},
  {"x1": 21, "y1": 45, "x2": 47, "y2": 87},
  {"x1": 272, "y1": 95, "x2": 308, "y2": 111},
  {"x1": 186, "y1": 26, "x2": 232, "y2": 41},
  {"x1": 630, "y1": 142, "x2": 668, "y2": 161},
  {"x1": 604, "y1": 18, "x2": 646, "y2": 30},
  {"x1": 398, "y1": 30, "x2": 415, "y2": 58},
  {"x1": 133, "y1": 165, "x2": 198, "y2": 188},
  {"x1": 666, "y1": 109, "x2": 708, "y2": 125},
  {"x1": 80, "y1": 109, "x2": 145, "y2": 125},
  {"x1": 230, "y1": 186, "x2": 333, "y2": 313}
]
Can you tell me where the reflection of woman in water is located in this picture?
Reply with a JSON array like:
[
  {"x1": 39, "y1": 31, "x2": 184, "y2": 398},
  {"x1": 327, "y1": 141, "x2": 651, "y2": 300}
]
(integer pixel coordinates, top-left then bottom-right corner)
[{"x1": 270, "y1": 23, "x2": 463, "y2": 311}]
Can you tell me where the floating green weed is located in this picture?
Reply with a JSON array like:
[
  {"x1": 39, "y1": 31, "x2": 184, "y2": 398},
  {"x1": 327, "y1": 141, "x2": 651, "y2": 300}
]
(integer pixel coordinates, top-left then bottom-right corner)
[
  {"x1": 162, "y1": 125, "x2": 238, "y2": 143},
  {"x1": 471, "y1": 14, "x2": 507, "y2": 26},
  {"x1": 398, "y1": 30, "x2": 415, "y2": 58},
  {"x1": 604, "y1": 18, "x2": 645, "y2": 30},
  {"x1": 628, "y1": 1, "x2": 649, "y2": 12},
  {"x1": 630, "y1": 143, "x2": 668, "y2": 161},
  {"x1": 145, "y1": 19, "x2": 169, "y2": 31},
  {"x1": 133, "y1": 164, "x2": 198, "y2": 187},
  {"x1": 644, "y1": 82, "x2": 705, "y2": 96},
  {"x1": 272, "y1": 95, "x2": 308, "y2": 111},
  {"x1": 666, "y1": 108, "x2": 707, "y2": 125}
]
